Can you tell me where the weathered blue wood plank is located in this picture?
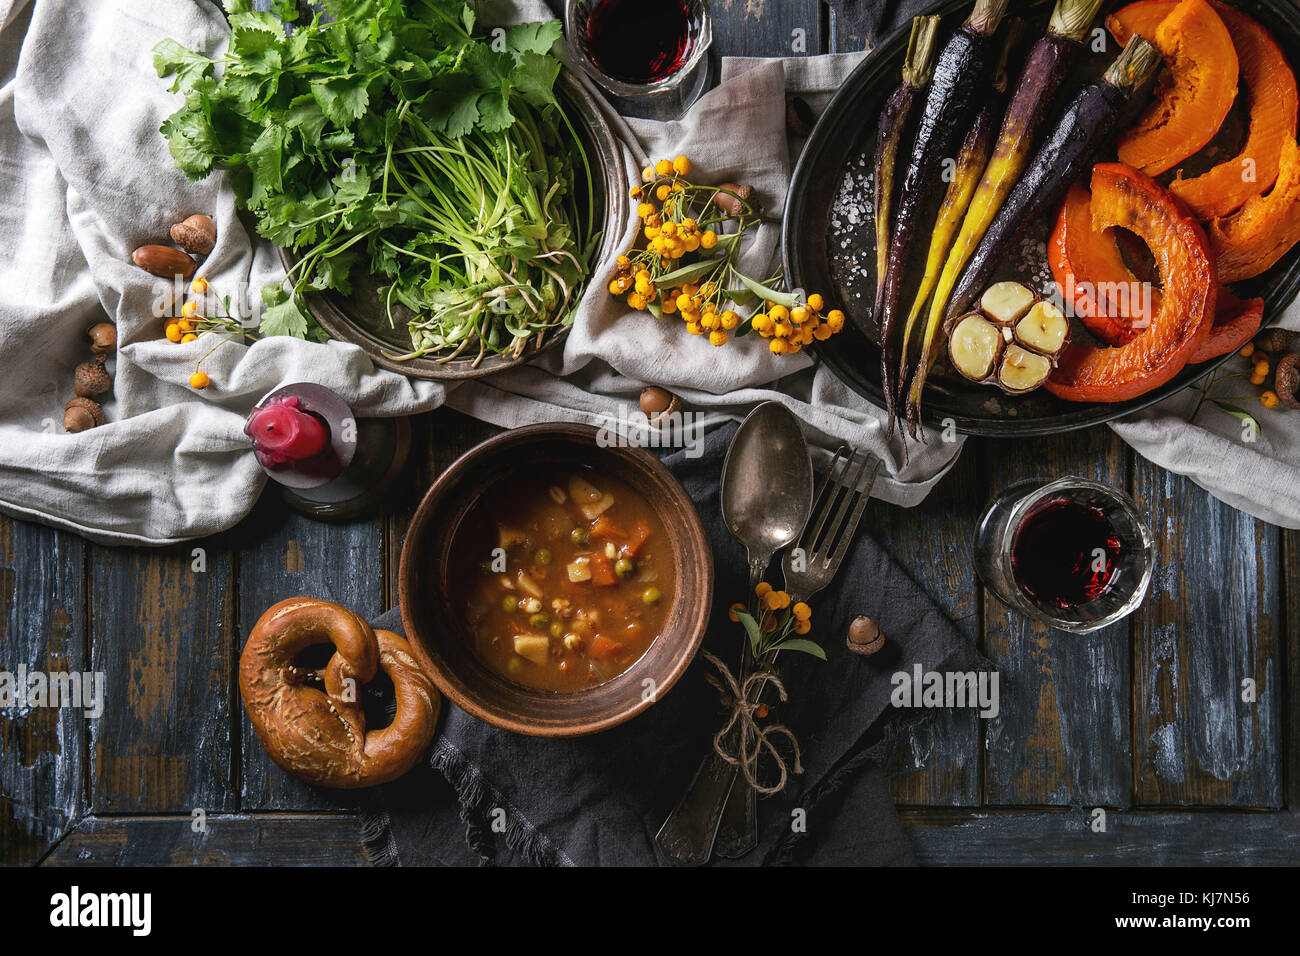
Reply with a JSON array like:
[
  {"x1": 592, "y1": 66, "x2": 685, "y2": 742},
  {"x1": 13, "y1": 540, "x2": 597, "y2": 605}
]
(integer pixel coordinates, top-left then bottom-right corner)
[
  {"x1": 827, "y1": 6, "x2": 869, "y2": 53},
  {"x1": 710, "y1": 0, "x2": 825, "y2": 58},
  {"x1": 0, "y1": 516, "x2": 87, "y2": 864},
  {"x1": 867, "y1": 446, "x2": 984, "y2": 806},
  {"x1": 1131, "y1": 463, "x2": 1283, "y2": 808},
  {"x1": 88, "y1": 542, "x2": 235, "y2": 814},
  {"x1": 982, "y1": 431, "x2": 1132, "y2": 807},
  {"x1": 41, "y1": 813, "x2": 368, "y2": 866},
  {"x1": 904, "y1": 807, "x2": 1300, "y2": 865},
  {"x1": 1287, "y1": 529, "x2": 1300, "y2": 812}
]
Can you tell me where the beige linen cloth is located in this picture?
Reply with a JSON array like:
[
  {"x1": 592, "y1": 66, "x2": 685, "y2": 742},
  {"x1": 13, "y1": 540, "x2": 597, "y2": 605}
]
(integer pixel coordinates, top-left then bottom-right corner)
[{"x1": 0, "y1": 0, "x2": 1295, "y2": 547}]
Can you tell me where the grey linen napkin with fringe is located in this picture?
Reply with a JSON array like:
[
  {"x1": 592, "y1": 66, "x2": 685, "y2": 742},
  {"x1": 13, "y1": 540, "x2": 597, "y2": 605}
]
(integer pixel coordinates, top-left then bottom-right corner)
[{"x1": 359, "y1": 422, "x2": 989, "y2": 866}]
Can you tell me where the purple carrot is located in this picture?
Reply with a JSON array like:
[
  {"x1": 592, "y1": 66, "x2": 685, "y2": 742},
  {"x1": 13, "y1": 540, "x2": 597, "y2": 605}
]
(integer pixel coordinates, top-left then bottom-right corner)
[{"x1": 876, "y1": 0, "x2": 1010, "y2": 441}]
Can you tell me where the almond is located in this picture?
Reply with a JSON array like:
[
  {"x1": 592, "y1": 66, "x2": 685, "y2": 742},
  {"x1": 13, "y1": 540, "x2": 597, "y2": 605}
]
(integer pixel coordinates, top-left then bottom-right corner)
[{"x1": 132, "y1": 245, "x2": 196, "y2": 280}]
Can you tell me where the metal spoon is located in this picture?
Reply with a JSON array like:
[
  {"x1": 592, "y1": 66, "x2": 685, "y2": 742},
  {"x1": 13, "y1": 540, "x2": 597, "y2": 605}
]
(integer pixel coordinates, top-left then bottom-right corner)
[
  {"x1": 655, "y1": 401, "x2": 813, "y2": 866},
  {"x1": 722, "y1": 402, "x2": 815, "y2": 597}
]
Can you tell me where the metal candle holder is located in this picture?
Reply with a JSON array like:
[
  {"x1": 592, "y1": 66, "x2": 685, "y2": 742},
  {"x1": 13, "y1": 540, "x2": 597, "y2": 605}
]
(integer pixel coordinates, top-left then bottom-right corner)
[{"x1": 247, "y1": 382, "x2": 411, "y2": 521}]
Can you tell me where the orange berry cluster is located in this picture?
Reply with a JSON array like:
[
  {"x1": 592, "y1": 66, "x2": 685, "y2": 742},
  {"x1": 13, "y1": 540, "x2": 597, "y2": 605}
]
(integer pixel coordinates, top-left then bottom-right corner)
[
  {"x1": 163, "y1": 278, "x2": 212, "y2": 347},
  {"x1": 629, "y1": 155, "x2": 716, "y2": 263},
  {"x1": 750, "y1": 293, "x2": 845, "y2": 356},
  {"x1": 729, "y1": 582, "x2": 814, "y2": 636},
  {"x1": 609, "y1": 155, "x2": 734, "y2": 345},
  {"x1": 161, "y1": 276, "x2": 246, "y2": 389},
  {"x1": 611, "y1": 156, "x2": 846, "y2": 354},
  {"x1": 1239, "y1": 339, "x2": 1291, "y2": 409},
  {"x1": 670, "y1": 279, "x2": 740, "y2": 347}
]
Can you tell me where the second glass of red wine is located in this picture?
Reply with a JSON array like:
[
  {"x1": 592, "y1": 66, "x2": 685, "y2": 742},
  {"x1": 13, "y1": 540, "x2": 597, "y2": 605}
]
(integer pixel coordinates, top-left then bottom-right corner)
[
  {"x1": 565, "y1": 0, "x2": 712, "y2": 119},
  {"x1": 974, "y1": 477, "x2": 1155, "y2": 633}
]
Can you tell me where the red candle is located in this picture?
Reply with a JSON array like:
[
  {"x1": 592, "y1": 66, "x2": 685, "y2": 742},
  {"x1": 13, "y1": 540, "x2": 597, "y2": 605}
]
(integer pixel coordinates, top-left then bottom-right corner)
[{"x1": 245, "y1": 396, "x2": 329, "y2": 467}]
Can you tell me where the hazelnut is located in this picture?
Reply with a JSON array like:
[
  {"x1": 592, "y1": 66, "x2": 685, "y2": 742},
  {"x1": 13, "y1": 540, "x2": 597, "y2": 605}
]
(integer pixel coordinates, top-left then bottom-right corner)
[
  {"x1": 846, "y1": 615, "x2": 884, "y2": 656},
  {"x1": 73, "y1": 359, "x2": 112, "y2": 398},
  {"x1": 87, "y1": 322, "x2": 117, "y2": 356},
  {"x1": 170, "y1": 214, "x2": 216, "y2": 256},
  {"x1": 64, "y1": 397, "x2": 105, "y2": 433},
  {"x1": 639, "y1": 386, "x2": 681, "y2": 426}
]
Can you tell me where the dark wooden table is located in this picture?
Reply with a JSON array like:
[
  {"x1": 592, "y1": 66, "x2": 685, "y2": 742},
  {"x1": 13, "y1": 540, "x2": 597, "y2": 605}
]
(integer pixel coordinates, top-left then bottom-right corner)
[{"x1": 3, "y1": 2, "x2": 1297, "y2": 866}]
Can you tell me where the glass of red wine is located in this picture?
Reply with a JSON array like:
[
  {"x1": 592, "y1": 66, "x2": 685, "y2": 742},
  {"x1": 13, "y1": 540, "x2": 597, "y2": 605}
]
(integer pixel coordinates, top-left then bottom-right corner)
[
  {"x1": 974, "y1": 477, "x2": 1155, "y2": 633},
  {"x1": 565, "y1": 0, "x2": 712, "y2": 119}
]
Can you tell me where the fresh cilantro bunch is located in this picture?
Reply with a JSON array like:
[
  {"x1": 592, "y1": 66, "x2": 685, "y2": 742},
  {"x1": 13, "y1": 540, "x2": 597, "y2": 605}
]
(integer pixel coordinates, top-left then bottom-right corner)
[{"x1": 154, "y1": 0, "x2": 594, "y2": 361}]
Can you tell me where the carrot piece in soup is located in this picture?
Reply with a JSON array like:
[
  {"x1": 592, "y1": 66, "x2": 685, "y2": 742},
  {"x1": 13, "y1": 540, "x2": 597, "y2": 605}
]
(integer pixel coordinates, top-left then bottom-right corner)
[
  {"x1": 590, "y1": 635, "x2": 626, "y2": 660},
  {"x1": 588, "y1": 553, "x2": 617, "y2": 586},
  {"x1": 591, "y1": 515, "x2": 627, "y2": 539},
  {"x1": 623, "y1": 520, "x2": 652, "y2": 556}
]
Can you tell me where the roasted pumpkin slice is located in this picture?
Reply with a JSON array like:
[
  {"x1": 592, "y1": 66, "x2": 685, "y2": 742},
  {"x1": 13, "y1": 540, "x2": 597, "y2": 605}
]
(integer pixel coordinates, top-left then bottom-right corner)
[
  {"x1": 1188, "y1": 289, "x2": 1265, "y2": 363},
  {"x1": 1176, "y1": 6, "x2": 1298, "y2": 218},
  {"x1": 1110, "y1": 1, "x2": 1299, "y2": 218},
  {"x1": 1111, "y1": 0, "x2": 1238, "y2": 177},
  {"x1": 1052, "y1": 175, "x2": 1257, "y2": 363},
  {"x1": 1208, "y1": 137, "x2": 1300, "y2": 282},
  {"x1": 1106, "y1": 0, "x2": 1175, "y2": 39},
  {"x1": 1045, "y1": 164, "x2": 1215, "y2": 403},
  {"x1": 1049, "y1": 184, "x2": 1161, "y2": 346}
]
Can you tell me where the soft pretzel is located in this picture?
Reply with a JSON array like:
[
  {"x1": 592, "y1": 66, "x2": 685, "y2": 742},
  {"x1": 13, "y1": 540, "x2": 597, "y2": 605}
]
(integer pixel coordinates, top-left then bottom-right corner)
[{"x1": 239, "y1": 597, "x2": 440, "y2": 788}]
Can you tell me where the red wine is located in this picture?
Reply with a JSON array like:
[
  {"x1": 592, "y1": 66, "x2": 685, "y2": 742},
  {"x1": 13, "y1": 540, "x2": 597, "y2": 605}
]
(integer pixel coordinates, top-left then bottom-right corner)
[
  {"x1": 1011, "y1": 499, "x2": 1122, "y2": 610},
  {"x1": 585, "y1": 0, "x2": 692, "y2": 84}
]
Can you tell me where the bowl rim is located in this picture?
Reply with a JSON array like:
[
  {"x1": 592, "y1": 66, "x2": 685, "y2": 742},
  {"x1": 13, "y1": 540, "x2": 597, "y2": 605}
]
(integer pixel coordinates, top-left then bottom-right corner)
[{"x1": 398, "y1": 421, "x2": 714, "y2": 737}]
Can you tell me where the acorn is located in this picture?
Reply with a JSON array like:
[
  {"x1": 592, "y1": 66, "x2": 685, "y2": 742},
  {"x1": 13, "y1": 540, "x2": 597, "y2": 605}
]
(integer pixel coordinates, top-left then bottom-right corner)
[
  {"x1": 64, "y1": 397, "x2": 105, "y2": 433},
  {"x1": 73, "y1": 358, "x2": 112, "y2": 398},
  {"x1": 786, "y1": 95, "x2": 815, "y2": 138},
  {"x1": 87, "y1": 322, "x2": 117, "y2": 356},
  {"x1": 710, "y1": 182, "x2": 758, "y2": 218},
  {"x1": 1255, "y1": 328, "x2": 1295, "y2": 355},
  {"x1": 132, "y1": 244, "x2": 196, "y2": 280},
  {"x1": 1275, "y1": 353, "x2": 1300, "y2": 410},
  {"x1": 170, "y1": 214, "x2": 216, "y2": 256},
  {"x1": 639, "y1": 386, "x2": 681, "y2": 426},
  {"x1": 846, "y1": 615, "x2": 884, "y2": 656}
]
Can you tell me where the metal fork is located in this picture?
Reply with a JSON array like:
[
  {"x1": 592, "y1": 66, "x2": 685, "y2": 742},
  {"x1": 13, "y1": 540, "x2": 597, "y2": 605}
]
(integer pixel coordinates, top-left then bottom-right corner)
[
  {"x1": 710, "y1": 445, "x2": 881, "y2": 859},
  {"x1": 782, "y1": 445, "x2": 881, "y2": 603}
]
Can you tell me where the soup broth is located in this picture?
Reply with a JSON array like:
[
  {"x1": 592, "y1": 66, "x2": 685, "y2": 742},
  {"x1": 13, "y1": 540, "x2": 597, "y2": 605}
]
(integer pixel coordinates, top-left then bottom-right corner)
[{"x1": 454, "y1": 466, "x2": 676, "y2": 693}]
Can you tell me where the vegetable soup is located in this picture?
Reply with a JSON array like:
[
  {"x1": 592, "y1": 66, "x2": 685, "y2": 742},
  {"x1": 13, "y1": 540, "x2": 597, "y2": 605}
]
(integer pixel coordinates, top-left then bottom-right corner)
[{"x1": 454, "y1": 466, "x2": 676, "y2": 692}]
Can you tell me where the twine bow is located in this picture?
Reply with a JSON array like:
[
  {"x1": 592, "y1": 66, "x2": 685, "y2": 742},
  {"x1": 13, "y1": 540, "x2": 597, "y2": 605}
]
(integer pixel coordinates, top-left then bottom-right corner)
[{"x1": 702, "y1": 650, "x2": 804, "y2": 796}]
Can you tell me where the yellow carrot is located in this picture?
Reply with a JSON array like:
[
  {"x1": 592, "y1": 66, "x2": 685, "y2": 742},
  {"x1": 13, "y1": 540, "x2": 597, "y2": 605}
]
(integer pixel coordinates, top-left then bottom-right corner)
[{"x1": 907, "y1": 0, "x2": 1106, "y2": 432}]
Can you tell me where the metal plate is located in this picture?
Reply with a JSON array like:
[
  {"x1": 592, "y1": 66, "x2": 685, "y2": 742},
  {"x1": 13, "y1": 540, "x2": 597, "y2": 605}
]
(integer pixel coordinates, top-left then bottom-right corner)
[
  {"x1": 783, "y1": 0, "x2": 1300, "y2": 437},
  {"x1": 280, "y1": 71, "x2": 630, "y2": 381}
]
